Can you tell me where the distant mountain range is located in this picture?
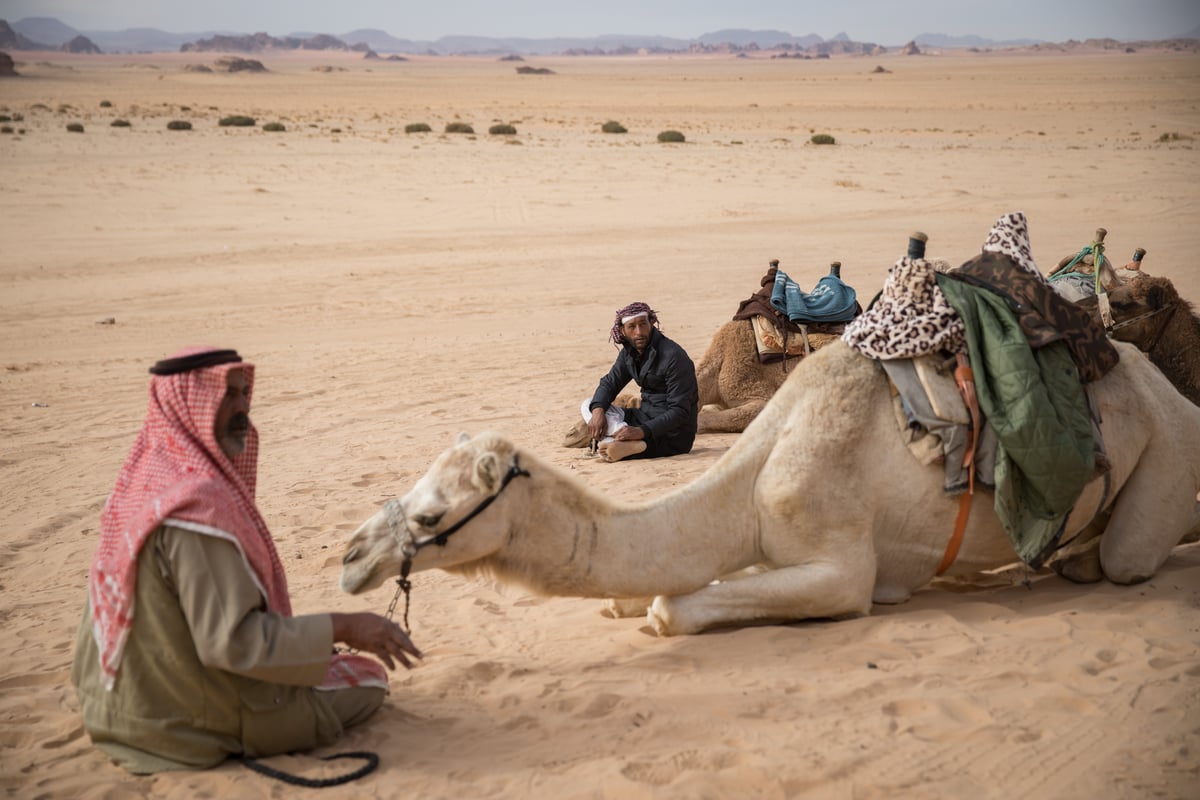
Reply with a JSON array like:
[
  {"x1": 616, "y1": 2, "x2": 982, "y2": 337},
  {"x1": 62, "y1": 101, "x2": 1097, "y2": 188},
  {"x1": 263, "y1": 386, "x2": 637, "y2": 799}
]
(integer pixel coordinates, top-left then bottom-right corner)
[{"x1": 3, "y1": 16, "x2": 1196, "y2": 56}]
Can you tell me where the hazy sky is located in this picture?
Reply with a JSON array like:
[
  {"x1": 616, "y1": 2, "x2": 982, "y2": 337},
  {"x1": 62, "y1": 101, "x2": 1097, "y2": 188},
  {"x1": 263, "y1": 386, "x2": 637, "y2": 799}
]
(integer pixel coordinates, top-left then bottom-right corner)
[{"x1": 2, "y1": 0, "x2": 1198, "y2": 44}]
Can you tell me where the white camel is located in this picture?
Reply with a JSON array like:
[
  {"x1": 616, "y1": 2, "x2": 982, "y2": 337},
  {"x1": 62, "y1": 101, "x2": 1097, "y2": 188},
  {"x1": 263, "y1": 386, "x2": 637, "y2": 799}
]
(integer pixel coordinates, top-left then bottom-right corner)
[{"x1": 340, "y1": 340, "x2": 1200, "y2": 635}]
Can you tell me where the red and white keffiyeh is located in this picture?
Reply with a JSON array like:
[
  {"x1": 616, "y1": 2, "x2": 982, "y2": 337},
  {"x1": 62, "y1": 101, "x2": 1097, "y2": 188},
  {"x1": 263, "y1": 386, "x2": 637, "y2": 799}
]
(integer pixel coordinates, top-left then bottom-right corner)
[{"x1": 88, "y1": 347, "x2": 385, "y2": 691}]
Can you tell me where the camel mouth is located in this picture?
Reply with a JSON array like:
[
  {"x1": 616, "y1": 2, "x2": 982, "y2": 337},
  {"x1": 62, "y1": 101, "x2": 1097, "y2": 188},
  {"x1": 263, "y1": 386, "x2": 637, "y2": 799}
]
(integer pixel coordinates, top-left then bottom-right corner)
[
  {"x1": 339, "y1": 544, "x2": 384, "y2": 595},
  {"x1": 338, "y1": 559, "x2": 365, "y2": 594}
]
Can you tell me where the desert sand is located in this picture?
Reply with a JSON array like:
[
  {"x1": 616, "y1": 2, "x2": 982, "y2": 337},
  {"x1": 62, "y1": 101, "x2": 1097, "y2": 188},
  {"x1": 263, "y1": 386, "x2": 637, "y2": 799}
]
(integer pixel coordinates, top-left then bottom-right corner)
[{"x1": 2, "y1": 48, "x2": 1199, "y2": 798}]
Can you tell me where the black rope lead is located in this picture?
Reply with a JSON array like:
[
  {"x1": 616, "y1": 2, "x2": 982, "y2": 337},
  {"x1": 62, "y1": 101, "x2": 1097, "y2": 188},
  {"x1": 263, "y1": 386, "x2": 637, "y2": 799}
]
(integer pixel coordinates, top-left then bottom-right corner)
[{"x1": 240, "y1": 750, "x2": 379, "y2": 787}]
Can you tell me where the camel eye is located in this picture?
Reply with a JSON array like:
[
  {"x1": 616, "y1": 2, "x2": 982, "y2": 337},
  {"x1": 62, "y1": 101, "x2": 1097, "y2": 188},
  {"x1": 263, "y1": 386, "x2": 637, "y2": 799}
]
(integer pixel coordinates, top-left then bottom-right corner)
[{"x1": 414, "y1": 512, "x2": 444, "y2": 529}]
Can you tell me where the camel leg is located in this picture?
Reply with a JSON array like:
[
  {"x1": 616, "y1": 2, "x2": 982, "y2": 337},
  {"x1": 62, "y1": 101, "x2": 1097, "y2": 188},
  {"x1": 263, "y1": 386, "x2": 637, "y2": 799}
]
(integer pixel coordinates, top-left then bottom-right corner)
[
  {"x1": 1182, "y1": 500, "x2": 1200, "y2": 544},
  {"x1": 604, "y1": 598, "x2": 652, "y2": 618},
  {"x1": 1099, "y1": 461, "x2": 1197, "y2": 584},
  {"x1": 606, "y1": 566, "x2": 776, "y2": 621},
  {"x1": 697, "y1": 401, "x2": 768, "y2": 434},
  {"x1": 1052, "y1": 536, "x2": 1104, "y2": 584},
  {"x1": 561, "y1": 419, "x2": 590, "y2": 448},
  {"x1": 647, "y1": 561, "x2": 874, "y2": 636}
]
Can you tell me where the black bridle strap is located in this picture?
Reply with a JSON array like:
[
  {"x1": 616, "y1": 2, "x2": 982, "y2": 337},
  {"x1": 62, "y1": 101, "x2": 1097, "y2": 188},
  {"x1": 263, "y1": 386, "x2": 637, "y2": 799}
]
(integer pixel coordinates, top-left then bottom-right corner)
[{"x1": 414, "y1": 456, "x2": 531, "y2": 552}]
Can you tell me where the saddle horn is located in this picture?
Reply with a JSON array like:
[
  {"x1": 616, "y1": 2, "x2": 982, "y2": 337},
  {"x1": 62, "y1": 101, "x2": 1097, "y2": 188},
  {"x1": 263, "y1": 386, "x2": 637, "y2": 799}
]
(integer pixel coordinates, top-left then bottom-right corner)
[{"x1": 908, "y1": 231, "x2": 928, "y2": 260}]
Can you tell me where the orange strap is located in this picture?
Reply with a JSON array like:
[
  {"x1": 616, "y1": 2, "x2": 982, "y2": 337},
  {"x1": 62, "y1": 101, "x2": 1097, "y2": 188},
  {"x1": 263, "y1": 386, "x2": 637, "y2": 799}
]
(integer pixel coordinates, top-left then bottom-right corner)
[
  {"x1": 937, "y1": 354, "x2": 981, "y2": 576},
  {"x1": 938, "y1": 490, "x2": 973, "y2": 576}
]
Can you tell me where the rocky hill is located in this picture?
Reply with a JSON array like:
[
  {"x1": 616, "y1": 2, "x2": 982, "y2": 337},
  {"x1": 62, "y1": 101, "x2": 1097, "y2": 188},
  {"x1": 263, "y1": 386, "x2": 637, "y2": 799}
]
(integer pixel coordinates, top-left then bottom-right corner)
[
  {"x1": 179, "y1": 31, "x2": 370, "y2": 52},
  {"x1": 5, "y1": 16, "x2": 1199, "y2": 57},
  {"x1": 61, "y1": 35, "x2": 101, "y2": 54},
  {"x1": 0, "y1": 19, "x2": 50, "y2": 50}
]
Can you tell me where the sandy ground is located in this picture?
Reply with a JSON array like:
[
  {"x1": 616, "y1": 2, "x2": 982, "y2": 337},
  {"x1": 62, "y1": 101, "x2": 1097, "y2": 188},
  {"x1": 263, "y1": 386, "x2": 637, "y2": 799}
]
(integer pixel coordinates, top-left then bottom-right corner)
[{"x1": 2, "y1": 49, "x2": 1199, "y2": 799}]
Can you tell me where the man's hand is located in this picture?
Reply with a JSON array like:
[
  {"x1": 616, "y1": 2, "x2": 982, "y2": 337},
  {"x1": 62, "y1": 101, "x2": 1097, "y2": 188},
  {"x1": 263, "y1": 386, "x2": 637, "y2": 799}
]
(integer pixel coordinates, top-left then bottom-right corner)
[
  {"x1": 613, "y1": 426, "x2": 644, "y2": 442},
  {"x1": 587, "y1": 407, "x2": 608, "y2": 443},
  {"x1": 331, "y1": 612, "x2": 423, "y2": 670}
]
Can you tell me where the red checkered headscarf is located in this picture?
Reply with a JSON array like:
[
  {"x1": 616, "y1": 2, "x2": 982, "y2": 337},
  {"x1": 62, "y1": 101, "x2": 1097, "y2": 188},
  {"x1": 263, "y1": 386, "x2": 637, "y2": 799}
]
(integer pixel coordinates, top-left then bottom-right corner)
[{"x1": 88, "y1": 347, "x2": 384, "y2": 691}]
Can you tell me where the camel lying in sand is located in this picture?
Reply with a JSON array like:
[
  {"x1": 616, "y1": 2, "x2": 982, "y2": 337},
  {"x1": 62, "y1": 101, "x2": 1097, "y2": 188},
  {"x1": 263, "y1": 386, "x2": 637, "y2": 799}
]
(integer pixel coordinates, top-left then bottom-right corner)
[
  {"x1": 341, "y1": 337, "x2": 1200, "y2": 636},
  {"x1": 692, "y1": 321, "x2": 839, "y2": 433}
]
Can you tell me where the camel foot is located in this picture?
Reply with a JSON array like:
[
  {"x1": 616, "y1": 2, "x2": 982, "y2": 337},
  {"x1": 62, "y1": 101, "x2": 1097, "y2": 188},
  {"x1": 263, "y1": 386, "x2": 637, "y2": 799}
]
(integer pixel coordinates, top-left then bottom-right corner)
[
  {"x1": 604, "y1": 597, "x2": 652, "y2": 618},
  {"x1": 562, "y1": 419, "x2": 590, "y2": 448},
  {"x1": 599, "y1": 440, "x2": 647, "y2": 462},
  {"x1": 1052, "y1": 547, "x2": 1104, "y2": 584}
]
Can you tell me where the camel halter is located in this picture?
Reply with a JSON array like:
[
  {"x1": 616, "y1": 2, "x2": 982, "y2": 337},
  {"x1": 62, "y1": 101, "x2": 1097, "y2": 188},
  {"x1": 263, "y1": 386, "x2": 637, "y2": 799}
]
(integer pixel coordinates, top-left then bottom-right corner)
[
  {"x1": 383, "y1": 456, "x2": 531, "y2": 631},
  {"x1": 1106, "y1": 300, "x2": 1177, "y2": 352}
]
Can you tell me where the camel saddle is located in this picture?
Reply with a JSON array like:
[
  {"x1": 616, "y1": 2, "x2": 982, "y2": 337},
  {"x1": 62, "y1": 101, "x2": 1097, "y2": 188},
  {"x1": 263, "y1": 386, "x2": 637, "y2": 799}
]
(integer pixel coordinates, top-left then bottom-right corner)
[{"x1": 734, "y1": 261, "x2": 862, "y2": 365}]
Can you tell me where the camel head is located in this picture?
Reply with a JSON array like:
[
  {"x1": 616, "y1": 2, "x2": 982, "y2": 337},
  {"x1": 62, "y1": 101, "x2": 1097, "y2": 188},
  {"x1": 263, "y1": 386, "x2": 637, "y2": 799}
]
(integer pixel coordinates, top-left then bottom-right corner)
[
  {"x1": 1105, "y1": 275, "x2": 1185, "y2": 344},
  {"x1": 340, "y1": 431, "x2": 525, "y2": 594}
]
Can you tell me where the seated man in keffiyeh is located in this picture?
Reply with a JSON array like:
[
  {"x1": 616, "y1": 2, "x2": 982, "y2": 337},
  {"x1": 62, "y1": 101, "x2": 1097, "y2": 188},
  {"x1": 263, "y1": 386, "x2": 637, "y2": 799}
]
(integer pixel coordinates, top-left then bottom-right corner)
[
  {"x1": 71, "y1": 347, "x2": 421, "y2": 774},
  {"x1": 582, "y1": 302, "x2": 699, "y2": 463}
]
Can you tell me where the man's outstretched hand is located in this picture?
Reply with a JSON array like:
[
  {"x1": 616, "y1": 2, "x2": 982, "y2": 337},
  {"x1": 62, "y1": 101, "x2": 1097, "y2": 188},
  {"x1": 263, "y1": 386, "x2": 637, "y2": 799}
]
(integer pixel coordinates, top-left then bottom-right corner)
[{"x1": 331, "y1": 612, "x2": 423, "y2": 670}]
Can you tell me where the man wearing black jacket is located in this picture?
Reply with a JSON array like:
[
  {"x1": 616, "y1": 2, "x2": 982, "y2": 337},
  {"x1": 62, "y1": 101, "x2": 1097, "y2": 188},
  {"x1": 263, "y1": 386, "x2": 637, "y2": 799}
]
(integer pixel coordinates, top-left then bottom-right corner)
[{"x1": 583, "y1": 302, "x2": 699, "y2": 463}]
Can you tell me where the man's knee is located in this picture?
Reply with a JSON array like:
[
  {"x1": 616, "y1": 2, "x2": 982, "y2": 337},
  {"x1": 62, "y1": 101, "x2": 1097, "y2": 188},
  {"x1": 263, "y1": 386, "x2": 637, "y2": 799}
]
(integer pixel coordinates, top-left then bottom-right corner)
[{"x1": 323, "y1": 685, "x2": 386, "y2": 730}]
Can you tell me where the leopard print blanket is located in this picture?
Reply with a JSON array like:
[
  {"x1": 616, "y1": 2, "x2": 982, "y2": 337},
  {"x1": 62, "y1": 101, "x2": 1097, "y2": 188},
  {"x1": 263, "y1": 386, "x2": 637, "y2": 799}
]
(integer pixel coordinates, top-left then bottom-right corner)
[{"x1": 842, "y1": 212, "x2": 1039, "y2": 360}]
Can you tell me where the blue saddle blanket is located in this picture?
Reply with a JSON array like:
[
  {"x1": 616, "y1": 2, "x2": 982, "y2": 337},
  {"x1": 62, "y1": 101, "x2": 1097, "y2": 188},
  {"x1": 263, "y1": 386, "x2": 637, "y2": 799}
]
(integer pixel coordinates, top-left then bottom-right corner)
[{"x1": 770, "y1": 269, "x2": 859, "y2": 323}]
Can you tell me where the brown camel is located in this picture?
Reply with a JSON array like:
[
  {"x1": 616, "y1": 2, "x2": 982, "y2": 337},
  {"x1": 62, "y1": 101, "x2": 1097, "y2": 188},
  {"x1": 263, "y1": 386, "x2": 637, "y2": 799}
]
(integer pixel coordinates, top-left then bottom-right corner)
[
  {"x1": 1080, "y1": 273, "x2": 1200, "y2": 407},
  {"x1": 693, "y1": 320, "x2": 839, "y2": 433}
]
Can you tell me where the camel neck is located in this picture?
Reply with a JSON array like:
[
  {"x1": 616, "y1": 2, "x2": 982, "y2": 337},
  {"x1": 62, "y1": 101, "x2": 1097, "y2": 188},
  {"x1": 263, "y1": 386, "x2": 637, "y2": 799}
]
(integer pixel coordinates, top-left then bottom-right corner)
[{"x1": 486, "y1": 455, "x2": 759, "y2": 599}]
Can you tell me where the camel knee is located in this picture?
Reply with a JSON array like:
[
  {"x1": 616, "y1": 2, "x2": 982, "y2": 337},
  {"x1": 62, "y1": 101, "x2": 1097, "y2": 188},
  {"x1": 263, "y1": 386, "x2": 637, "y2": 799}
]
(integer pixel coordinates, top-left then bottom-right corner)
[{"x1": 1099, "y1": 541, "x2": 1166, "y2": 585}]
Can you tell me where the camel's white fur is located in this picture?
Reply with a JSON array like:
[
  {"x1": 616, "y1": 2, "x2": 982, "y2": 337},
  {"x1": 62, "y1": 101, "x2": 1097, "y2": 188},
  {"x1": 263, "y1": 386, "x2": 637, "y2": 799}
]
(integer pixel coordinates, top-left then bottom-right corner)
[{"x1": 341, "y1": 340, "x2": 1200, "y2": 635}]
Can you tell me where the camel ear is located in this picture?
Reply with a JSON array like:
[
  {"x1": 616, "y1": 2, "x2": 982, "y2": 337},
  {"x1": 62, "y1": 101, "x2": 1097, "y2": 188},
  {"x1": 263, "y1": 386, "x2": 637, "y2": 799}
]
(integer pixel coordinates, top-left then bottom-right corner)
[
  {"x1": 1146, "y1": 284, "x2": 1166, "y2": 310},
  {"x1": 474, "y1": 452, "x2": 502, "y2": 492},
  {"x1": 456, "y1": 431, "x2": 471, "y2": 446}
]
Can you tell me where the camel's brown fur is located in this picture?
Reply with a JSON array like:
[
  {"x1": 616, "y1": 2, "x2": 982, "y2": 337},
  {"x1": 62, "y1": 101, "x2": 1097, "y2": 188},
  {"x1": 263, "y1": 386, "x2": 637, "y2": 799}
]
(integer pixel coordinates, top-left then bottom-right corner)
[
  {"x1": 1081, "y1": 274, "x2": 1200, "y2": 407},
  {"x1": 695, "y1": 320, "x2": 838, "y2": 433}
]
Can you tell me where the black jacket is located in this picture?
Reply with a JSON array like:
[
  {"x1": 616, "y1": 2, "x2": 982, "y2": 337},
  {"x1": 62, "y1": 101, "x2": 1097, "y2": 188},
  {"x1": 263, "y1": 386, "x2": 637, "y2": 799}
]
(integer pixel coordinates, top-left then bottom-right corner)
[{"x1": 589, "y1": 329, "x2": 698, "y2": 458}]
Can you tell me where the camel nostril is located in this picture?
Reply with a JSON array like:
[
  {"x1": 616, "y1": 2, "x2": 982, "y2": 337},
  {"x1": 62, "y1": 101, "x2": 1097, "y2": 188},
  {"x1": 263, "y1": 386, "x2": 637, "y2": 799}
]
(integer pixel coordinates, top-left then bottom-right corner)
[{"x1": 342, "y1": 547, "x2": 357, "y2": 565}]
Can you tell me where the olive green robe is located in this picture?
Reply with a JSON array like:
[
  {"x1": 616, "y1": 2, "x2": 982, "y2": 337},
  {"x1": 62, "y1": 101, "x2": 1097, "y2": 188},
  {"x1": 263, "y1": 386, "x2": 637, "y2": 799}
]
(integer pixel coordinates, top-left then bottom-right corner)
[{"x1": 72, "y1": 525, "x2": 385, "y2": 773}]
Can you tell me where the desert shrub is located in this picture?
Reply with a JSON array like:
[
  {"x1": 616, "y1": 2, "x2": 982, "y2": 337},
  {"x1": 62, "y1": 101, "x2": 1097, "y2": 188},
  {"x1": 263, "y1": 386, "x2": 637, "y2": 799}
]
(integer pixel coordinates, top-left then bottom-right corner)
[
  {"x1": 444, "y1": 122, "x2": 474, "y2": 134},
  {"x1": 601, "y1": 120, "x2": 627, "y2": 134},
  {"x1": 66, "y1": 122, "x2": 84, "y2": 133},
  {"x1": 1, "y1": 126, "x2": 12, "y2": 134},
  {"x1": 262, "y1": 122, "x2": 285, "y2": 132},
  {"x1": 405, "y1": 122, "x2": 432, "y2": 133},
  {"x1": 1158, "y1": 131, "x2": 1191, "y2": 142},
  {"x1": 99, "y1": 100, "x2": 112, "y2": 108},
  {"x1": 110, "y1": 119, "x2": 131, "y2": 127},
  {"x1": 166, "y1": 120, "x2": 192, "y2": 130},
  {"x1": 12, "y1": 113, "x2": 22, "y2": 122},
  {"x1": 219, "y1": 115, "x2": 256, "y2": 127},
  {"x1": 810, "y1": 133, "x2": 836, "y2": 145},
  {"x1": 657, "y1": 129, "x2": 685, "y2": 143},
  {"x1": 0, "y1": 115, "x2": 9, "y2": 122},
  {"x1": 488, "y1": 123, "x2": 517, "y2": 135}
]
